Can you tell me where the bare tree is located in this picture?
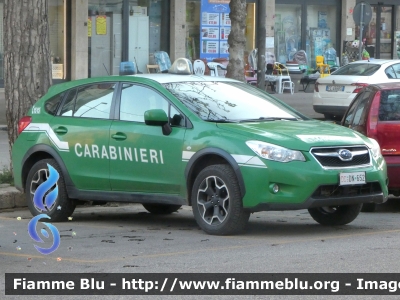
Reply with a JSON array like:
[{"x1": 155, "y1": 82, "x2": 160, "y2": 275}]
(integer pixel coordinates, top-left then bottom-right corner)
[
  {"x1": 225, "y1": 0, "x2": 247, "y2": 82},
  {"x1": 4, "y1": 0, "x2": 52, "y2": 168}
]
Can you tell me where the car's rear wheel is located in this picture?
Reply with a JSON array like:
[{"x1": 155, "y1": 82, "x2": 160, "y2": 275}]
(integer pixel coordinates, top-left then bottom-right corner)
[
  {"x1": 191, "y1": 164, "x2": 250, "y2": 235},
  {"x1": 308, "y1": 204, "x2": 362, "y2": 226},
  {"x1": 142, "y1": 204, "x2": 181, "y2": 214},
  {"x1": 361, "y1": 203, "x2": 376, "y2": 212},
  {"x1": 26, "y1": 159, "x2": 76, "y2": 221}
]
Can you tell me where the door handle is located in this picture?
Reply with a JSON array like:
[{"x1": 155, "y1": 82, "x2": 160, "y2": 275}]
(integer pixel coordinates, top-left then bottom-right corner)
[
  {"x1": 111, "y1": 133, "x2": 127, "y2": 140},
  {"x1": 55, "y1": 127, "x2": 68, "y2": 134}
]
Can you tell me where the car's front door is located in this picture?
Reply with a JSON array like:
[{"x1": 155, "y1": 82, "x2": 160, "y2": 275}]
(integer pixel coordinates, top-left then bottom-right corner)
[
  {"x1": 49, "y1": 82, "x2": 116, "y2": 190},
  {"x1": 109, "y1": 83, "x2": 186, "y2": 194}
]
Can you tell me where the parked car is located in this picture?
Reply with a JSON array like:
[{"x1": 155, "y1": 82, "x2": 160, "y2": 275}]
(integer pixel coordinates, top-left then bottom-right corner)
[
  {"x1": 341, "y1": 82, "x2": 400, "y2": 211},
  {"x1": 12, "y1": 58, "x2": 388, "y2": 235},
  {"x1": 313, "y1": 59, "x2": 400, "y2": 119}
]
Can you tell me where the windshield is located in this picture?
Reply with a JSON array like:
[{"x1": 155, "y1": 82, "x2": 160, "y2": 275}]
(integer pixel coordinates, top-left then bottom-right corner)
[
  {"x1": 331, "y1": 63, "x2": 380, "y2": 76},
  {"x1": 162, "y1": 81, "x2": 307, "y2": 122}
]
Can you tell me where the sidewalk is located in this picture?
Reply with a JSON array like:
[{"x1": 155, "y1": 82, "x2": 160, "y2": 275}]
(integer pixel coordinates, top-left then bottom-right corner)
[{"x1": 0, "y1": 76, "x2": 321, "y2": 211}]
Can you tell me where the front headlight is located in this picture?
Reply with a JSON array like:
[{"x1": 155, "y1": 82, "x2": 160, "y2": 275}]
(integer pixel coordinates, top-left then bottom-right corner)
[
  {"x1": 246, "y1": 141, "x2": 305, "y2": 163},
  {"x1": 368, "y1": 138, "x2": 381, "y2": 159}
]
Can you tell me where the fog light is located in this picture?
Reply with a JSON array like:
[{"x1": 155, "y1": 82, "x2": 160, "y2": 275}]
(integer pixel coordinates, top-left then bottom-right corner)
[{"x1": 269, "y1": 183, "x2": 279, "y2": 194}]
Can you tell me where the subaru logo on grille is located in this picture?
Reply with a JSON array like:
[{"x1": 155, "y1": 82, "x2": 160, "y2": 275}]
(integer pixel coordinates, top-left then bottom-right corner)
[{"x1": 338, "y1": 149, "x2": 353, "y2": 161}]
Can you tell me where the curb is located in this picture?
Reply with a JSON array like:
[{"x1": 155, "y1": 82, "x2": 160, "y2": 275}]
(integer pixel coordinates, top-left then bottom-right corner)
[{"x1": 0, "y1": 185, "x2": 26, "y2": 210}]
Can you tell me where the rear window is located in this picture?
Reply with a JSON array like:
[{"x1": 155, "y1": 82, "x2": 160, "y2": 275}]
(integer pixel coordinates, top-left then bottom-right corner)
[
  {"x1": 332, "y1": 64, "x2": 380, "y2": 76},
  {"x1": 44, "y1": 93, "x2": 65, "y2": 115},
  {"x1": 379, "y1": 89, "x2": 400, "y2": 121}
]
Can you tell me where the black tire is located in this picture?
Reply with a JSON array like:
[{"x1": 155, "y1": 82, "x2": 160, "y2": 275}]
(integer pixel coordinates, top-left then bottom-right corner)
[
  {"x1": 26, "y1": 158, "x2": 76, "y2": 222},
  {"x1": 361, "y1": 203, "x2": 376, "y2": 212},
  {"x1": 191, "y1": 164, "x2": 250, "y2": 235},
  {"x1": 308, "y1": 204, "x2": 362, "y2": 226},
  {"x1": 142, "y1": 204, "x2": 181, "y2": 214}
]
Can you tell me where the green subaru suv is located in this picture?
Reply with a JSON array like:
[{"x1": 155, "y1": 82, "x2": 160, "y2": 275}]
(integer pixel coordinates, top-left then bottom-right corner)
[{"x1": 12, "y1": 59, "x2": 388, "y2": 235}]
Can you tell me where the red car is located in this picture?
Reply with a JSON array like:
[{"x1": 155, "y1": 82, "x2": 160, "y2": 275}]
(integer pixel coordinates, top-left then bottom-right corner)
[{"x1": 341, "y1": 82, "x2": 400, "y2": 211}]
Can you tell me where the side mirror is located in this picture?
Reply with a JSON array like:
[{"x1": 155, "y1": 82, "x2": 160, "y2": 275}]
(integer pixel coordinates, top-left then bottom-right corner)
[{"x1": 144, "y1": 109, "x2": 172, "y2": 135}]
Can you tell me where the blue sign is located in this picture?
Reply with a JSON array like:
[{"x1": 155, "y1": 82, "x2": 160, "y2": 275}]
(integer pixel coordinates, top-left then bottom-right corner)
[
  {"x1": 28, "y1": 164, "x2": 61, "y2": 255},
  {"x1": 200, "y1": 0, "x2": 231, "y2": 62}
]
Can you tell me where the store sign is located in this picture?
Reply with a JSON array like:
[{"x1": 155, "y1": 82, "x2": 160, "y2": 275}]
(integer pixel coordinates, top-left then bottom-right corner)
[{"x1": 200, "y1": 0, "x2": 231, "y2": 61}]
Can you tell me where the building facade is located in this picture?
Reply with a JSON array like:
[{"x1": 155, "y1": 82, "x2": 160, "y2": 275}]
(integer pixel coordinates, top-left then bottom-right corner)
[{"x1": 0, "y1": 0, "x2": 399, "y2": 85}]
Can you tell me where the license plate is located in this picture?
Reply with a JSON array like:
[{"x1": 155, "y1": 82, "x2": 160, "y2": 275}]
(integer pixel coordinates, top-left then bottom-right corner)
[
  {"x1": 339, "y1": 172, "x2": 366, "y2": 186},
  {"x1": 326, "y1": 85, "x2": 345, "y2": 92}
]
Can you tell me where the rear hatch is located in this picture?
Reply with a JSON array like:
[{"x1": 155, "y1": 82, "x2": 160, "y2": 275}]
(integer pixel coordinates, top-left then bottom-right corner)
[{"x1": 317, "y1": 75, "x2": 369, "y2": 101}]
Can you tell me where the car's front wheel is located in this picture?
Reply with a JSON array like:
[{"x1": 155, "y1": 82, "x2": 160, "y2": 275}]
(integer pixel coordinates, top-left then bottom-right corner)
[
  {"x1": 142, "y1": 204, "x2": 181, "y2": 214},
  {"x1": 308, "y1": 204, "x2": 362, "y2": 226},
  {"x1": 191, "y1": 164, "x2": 250, "y2": 235},
  {"x1": 26, "y1": 158, "x2": 76, "y2": 221}
]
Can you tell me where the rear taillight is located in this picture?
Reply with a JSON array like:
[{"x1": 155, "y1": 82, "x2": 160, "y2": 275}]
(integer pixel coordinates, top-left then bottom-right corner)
[
  {"x1": 314, "y1": 81, "x2": 319, "y2": 92},
  {"x1": 18, "y1": 116, "x2": 32, "y2": 135},
  {"x1": 367, "y1": 91, "x2": 381, "y2": 139},
  {"x1": 351, "y1": 83, "x2": 369, "y2": 93}
]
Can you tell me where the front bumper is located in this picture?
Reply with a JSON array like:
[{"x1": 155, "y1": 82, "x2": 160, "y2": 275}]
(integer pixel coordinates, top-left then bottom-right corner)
[{"x1": 240, "y1": 154, "x2": 388, "y2": 211}]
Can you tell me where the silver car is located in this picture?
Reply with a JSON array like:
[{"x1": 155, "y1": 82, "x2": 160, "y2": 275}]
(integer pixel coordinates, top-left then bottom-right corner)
[{"x1": 313, "y1": 59, "x2": 400, "y2": 119}]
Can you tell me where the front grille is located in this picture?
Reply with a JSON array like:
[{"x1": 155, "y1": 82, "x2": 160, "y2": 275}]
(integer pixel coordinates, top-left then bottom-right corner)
[
  {"x1": 312, "y1": 182, "x2": 382, "y2": 199},
  {"x1": 311, "y1": 146, "x2": 371, "y2": 168}
]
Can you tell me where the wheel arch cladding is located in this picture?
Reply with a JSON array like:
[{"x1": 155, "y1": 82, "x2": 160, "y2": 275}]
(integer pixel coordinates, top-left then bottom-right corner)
[
  {"x1": 21, "y1": 144, "x2": 74, "y2": 194},
  {"x1": 184, "y1": 148, "x2": 246, "y2": 205}
]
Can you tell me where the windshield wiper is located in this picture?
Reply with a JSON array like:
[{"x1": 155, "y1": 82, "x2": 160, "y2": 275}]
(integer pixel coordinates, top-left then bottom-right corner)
[
  {"x1": 205, "y1": 119, "x2": 239, "y2": 123},
  {"x1": 239, "y1": 117, "x2": 299, "y2": 122}
]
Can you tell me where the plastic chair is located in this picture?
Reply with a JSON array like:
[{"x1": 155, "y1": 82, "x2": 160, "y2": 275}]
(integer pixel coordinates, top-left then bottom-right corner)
[
  {"x1": 315, "y1": 55, "x2": 330, "y2": 78},
  {"x1": 273, "y1": 63, "x2": 291, "y2": 93},
  {"x1": 153, "y1": 51, "x2": 171, "y2": 73},
  {"x1": 207, "y1": 62, "x2": 227, "y2": 77},
  {"x1": 147, "y1": 64, "x2": 160, "y2": 73},
  {"x1": 193, "y1": 59, "x2": 205, "y2": 75},
  {"x1": 282, "y1": 81, "x2": 295, "y2": 94}
]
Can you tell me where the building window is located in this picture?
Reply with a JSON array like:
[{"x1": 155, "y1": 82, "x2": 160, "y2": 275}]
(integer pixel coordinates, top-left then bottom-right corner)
[{"x1": 275, "y1": 5, "x2": 302, "y2": 64}]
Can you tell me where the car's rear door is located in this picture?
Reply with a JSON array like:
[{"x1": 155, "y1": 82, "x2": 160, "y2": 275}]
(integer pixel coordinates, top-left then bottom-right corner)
[{"x1": 49, "y1": 82, "x2": 116, "y2": 190}]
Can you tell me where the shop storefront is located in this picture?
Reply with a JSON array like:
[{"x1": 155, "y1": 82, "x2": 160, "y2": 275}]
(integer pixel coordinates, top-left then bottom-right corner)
[
  {"x1": 0, "y1": 0, "x2": 172, "y2": 85},
  {"x1": 185, "y1": 0, "x2": 257, "y2": 62},
  {"x1": 88, "y1": 0, "x2": 170, "y2": 77},
  {"x1": 356, "y1": 0, "x2": 400, "y2": 59},
  {"x1": 275, "y1": 0, "x2": 341, "y2": 68}
]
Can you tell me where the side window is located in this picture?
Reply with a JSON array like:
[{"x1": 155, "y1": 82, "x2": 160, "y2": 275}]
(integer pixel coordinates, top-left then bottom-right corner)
[
  {"x1": 392, "y1": 64, "x2": 400, "y2": 79},
  {"x1": 60, "y1": 83, "x2": 115, "y2": 119},
  {"x1": 379, "y1": 90, "x2": 400, "y2": 121},
  {"x1": 170, "y1": 105, "x2": 185, "y2": 127},
  {"x1": 385, "y1": 66, "x2": 397, "y2": 79},
  {"x1": 60, "y1": 89, "x2": 77, "y2": 116},
  {"x1": 352, "y1": 91, "x2": 371, "y2": 126},
  {"x1": 73, "y1": 83, "x2": 115, "y2": 118},
  {"x1": 120, "y1": 84, "x2": 169, "y2": 122},
  {"x1": 44, "y1": 92, "x2": 65, "y2": 115}
]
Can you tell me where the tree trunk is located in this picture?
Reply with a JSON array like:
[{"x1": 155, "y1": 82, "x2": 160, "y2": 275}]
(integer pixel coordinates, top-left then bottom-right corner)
[
  {"x1": 226, "y1": 0, "x2": 247, "y2": 82},
  {"x1": 4, "y1": 0, "x2": 52, "y2": 170}
]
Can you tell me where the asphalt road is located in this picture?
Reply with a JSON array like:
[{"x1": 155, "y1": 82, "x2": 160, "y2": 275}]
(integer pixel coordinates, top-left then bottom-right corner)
[{"x1": 1, "y1": 198, "x2": 400, "y2": 299}]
